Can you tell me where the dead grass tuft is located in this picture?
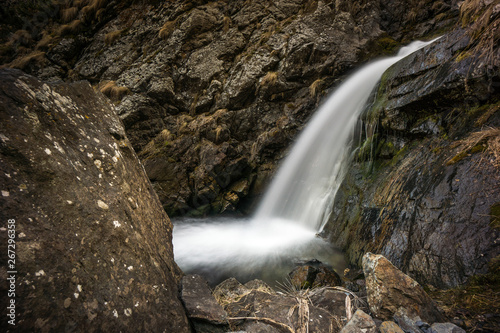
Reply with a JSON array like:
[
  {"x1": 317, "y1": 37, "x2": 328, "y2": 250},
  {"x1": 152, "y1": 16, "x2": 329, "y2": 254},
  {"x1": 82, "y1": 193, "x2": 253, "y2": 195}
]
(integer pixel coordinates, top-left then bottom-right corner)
[
  {"x1": 58, "y1": 19, "x2": 83, "y2": 36},
  {"x1": 11, "y1": 30, "x2": 32, "y2": 47},
  {"x1": 61, "y1": 6, "x2": 79, "y2": 23},
  {"x1": 260, "y1": 71, "x2": 278, "y2": 87},
  {"x1": 159, "y1": 20, "x2": 176, "y2": 40},
  {"x1": 223, "y1": 16, "x2": 231, "y2": 32},
  {"x1": 9, "y1": 51, "x2": 46, "y2": 70},
  {"x1": 100, "y1": 81, "x2": 129, "y2": 101},
  {"x1": 104, "y1": 29, "x2": 123, "y2": 45},
  {"x1": 309, "y1": 78, "x2": 324, "y2": 97},
  {"x1": 447, "y1": 127, "x2": 500, "y2": 169},
  {"x1": 35, "y1": 32, "x2": 53, "y2": 50}
]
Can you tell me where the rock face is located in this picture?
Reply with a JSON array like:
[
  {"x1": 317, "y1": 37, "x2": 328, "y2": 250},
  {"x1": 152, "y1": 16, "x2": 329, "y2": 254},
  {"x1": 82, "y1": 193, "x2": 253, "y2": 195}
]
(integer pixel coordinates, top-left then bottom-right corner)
[
  {"x1": 0, "y1": 69, "x2": 189, "y2": 332},
  {"x1": 362, "y1": 253, "x2": 445, "y2": 323},
  {"x1": 323, "y1": 1, "x2": 500, "y2": 288},
  {"x1": 0, "y1": 0, "x2": 460, "y2": 217},
  {"x1": 340, "y1": 309, "x2": 377, "y2": 333}
]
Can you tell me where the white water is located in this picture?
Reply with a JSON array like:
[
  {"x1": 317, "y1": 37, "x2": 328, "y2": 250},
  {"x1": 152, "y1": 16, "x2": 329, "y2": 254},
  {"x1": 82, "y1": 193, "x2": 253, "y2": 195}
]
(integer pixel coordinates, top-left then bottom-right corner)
[{"x1": 173, "y1": 39, "x2": 439, "y2": 285}]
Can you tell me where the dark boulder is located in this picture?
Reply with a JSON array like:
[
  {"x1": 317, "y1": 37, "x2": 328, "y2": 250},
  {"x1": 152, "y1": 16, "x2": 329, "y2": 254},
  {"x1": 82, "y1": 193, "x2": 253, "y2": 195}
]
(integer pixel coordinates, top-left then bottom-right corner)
[{"x1": 0, "y1": 69, "x2": 190, "y2": 332}]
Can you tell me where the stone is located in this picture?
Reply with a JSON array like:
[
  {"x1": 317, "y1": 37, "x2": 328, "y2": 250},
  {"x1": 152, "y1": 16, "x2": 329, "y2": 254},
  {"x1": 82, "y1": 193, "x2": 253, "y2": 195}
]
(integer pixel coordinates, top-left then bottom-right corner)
[
  {"x1": 380, "y1": 321, "x2": 405, "y2": 333},
  {"x1": 181, "y1": 274, "x2": 229, "y2": 333},
  {"x1": 0, "y1": 69, "x2": 190, "y2": 332},
  {"x1": 289, "y1": 259, "x2": 342, "y2": 289},
  {"x1": 430, "y1": 322, "x2": 466, "y2": 333},
  {"x1": 340, "y1": 309, "x2": 377, "y2": 333},
  {"x1": 363, "y1": 253, "x2": 445, "y2": 323}
]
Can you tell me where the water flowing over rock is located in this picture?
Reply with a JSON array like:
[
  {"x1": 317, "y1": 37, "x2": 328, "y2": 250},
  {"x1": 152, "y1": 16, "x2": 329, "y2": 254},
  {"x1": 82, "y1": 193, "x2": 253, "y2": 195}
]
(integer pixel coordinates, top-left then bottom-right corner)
[
  {"x1": 362, "y1": 253, "x2": 445, "y2": 323},
  {"x1": 0, "y1": 69, "x2": 190, "y2": 332},
  {"x1": 323, "y1": 2, "x2": 500, "y2": 288}
]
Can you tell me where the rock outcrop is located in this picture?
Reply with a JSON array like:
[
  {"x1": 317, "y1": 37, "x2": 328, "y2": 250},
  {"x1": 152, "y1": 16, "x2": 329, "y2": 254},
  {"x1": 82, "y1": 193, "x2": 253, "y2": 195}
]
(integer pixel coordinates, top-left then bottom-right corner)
[
  {"x1": 0, "y1": 0, "x2": 461, "y2": 217},
  {"x1": 0, "y1": 69, "x2": 190, "y2": 332},
  {"x1": 362, "y1": 253, "x2": 445, "y2": 323},
  {"x1": 323, "y1": 1, "x2": 500, "y2": 288}
]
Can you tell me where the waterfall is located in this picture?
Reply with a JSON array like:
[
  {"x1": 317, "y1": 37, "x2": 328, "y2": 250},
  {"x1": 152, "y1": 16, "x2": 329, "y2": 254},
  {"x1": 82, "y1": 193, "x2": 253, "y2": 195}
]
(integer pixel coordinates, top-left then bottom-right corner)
[
  {"x1": 254, "y1": 39, "x2": 439, "y2": 232},
  {"x1": 173, "y1": 39, "x2": 439, "y2": 285}
]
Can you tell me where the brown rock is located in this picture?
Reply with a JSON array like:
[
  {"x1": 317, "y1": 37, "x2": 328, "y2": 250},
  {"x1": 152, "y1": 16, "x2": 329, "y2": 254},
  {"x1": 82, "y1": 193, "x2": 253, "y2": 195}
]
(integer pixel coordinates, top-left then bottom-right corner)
[
  {"x1": 362, "y1": 253, "x2": 445, "y2": 323},
  {"x1": 289, "y1": 260, "x2": 342, "y2": 289},
  {"x1": 380, "y1": 321, "x2": 405, "y2": 333}
]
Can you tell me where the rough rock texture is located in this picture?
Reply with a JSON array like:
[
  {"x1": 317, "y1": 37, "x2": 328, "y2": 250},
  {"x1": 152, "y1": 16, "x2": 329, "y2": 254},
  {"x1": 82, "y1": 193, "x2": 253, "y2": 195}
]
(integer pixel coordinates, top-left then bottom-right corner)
[
  {"x1": 362, "y1": 253, "x2": 445, "y2": 323},
  {"x1": 379, "y1": 321, "x2": 405, "y2": 333},
  {"x1": 324, "y1": 1, "x2": 500, "y2": 288},
  {"x1": 0, "y1": 69, "x2": 189, "y2": 332},
  {"x1": 181, "y1": 274, "x2": 229, "y2": 333},
  {"x1": 340, "y1": 309, "x2": 377, "y2": 333},
  {"x1": 430, "y1": 322, "x2": 466, "y2": 333},
  {"x1": 289, "y1": 259, "x2": 342, "y2": 288},
  {"x1": 0, "y1": 0, "x2": 460, "y2": 217}
]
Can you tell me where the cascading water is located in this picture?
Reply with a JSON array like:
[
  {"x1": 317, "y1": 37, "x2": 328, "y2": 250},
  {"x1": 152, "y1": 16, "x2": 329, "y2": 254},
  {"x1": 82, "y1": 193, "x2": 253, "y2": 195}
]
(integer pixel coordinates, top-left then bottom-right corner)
[{"x1": 173, "y1": 39, "x2": 439, "y2": 285}]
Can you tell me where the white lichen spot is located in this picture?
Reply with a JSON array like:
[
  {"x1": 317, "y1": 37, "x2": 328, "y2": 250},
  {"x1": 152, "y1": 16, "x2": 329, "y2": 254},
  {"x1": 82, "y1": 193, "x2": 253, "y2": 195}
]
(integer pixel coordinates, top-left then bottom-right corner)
[
  {"x1": 74, "y1": 293, "x2": 79, "y2": 299},
  {"x1": 44, "y1": 148, "x2": 52, "y2": 155},
  {"x1": 0, "y1": 134, "x2": 10, "y2": 142},
  {"x1": 94, "y1": 160, "x2": 102, "y2": 168},
  {"x1": 127, "y1": 266, "x2": 133, "y2": 271},
  {"x1": 97, "y1": 200, "x2": 109, "y2": 210},
  {"x1": 77, "y1": 285, "x2": 82, "y2": 292},
  {"x1": 0, "y1": 227, "x2": 6, "y2": 231},
  {"x1": 124, "y1": 308, "x2": 132, "y2": 317},
  {"x1": 134, "y1": 301, "x2": 139, "y2": 307},
  {"x1": 100, "y1": 149, "x2": 106, "y2": 155},
  {"x1": 94, "y1": 138, "x2": 100, "y2": 143},
  {"x1": 99, "y1": 174, "x2": 102, "y2": 179},
  {"x1": 112, "y1": 309, "x2": 118, "y2": 318},
  {"x1": 67, "y1": 200, "x2": 73, "y2": 205},
  {"x1": 87, "y1": 152, "x2": 94, "y2": 159},
  {"x1": 76, "y1": 176, "x2": 81, "y2": 181},
  {"x1": 5, "y1": 173, "x2": 11, "y2": 178},
  {"x1": 112, "y1": 156, "x2": 118, "y2": 163},
  {"x1": 111, "y1": 258, "x2": 115, "y2": 263},
  {"x1": 19, "y1": 232, "x2": 26, "y2": 238},
  {"x1": 53, "y1": 141, "x2": 65, "y2": 154},
  {"x1": 113, "y1": 220, "x2": 121, "y2": 228},
  {"x1": 35, "y1": 270, "x2": 45, "y2": 277},
  {"x1": 2, "y1": 190, "x2": 10, "y2": 197}
]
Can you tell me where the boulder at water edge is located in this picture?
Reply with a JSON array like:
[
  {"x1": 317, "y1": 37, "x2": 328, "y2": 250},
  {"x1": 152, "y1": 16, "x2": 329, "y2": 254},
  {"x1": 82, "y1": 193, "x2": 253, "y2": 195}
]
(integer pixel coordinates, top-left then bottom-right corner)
[
  {"x1": 362, "y1": 253, "x2": 445, "y2": 323},
  {"x1": 0, "y1": 69, "x2": 189, "y2": 332}
]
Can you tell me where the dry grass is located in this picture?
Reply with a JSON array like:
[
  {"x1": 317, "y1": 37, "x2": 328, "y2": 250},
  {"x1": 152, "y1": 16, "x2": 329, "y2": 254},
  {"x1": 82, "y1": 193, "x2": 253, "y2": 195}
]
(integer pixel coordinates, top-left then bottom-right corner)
[
  {"x1": 447, "y1": 127, "x2": 500, "y2": 169},
  {"x1": 99, "y1": 81, "x2": 129, "y2": 101},
  {"x1": 260, "y1": 71, "x2": 278, "y2": 87},
  {"x1": 9, "y1": 51, "x2": 46, "y2": 70},
  {"x1": 58, "y1": 19, "x2": 83, "y2": 36},
  {"x1": 36, "y1": 32, "x2": 53, "y2": 51},
  {"x1": 61, "y1": 6, "x2": 79, "y2": 23},
  {"x1": 159, "y1": 20, "x2": 176, "y2": 40},
  {"x1": 11, "y1": 30, "x2": 32, "y2": 47},
  {"x1": 223, "y1": 16, "x2": 231, "y2": 32},
  {"x1": 309, "y1": 78, "x2": 324, "y2": 97},
  {"x1": 104, "y1": 29, "x2": 122, "y2": 45}
]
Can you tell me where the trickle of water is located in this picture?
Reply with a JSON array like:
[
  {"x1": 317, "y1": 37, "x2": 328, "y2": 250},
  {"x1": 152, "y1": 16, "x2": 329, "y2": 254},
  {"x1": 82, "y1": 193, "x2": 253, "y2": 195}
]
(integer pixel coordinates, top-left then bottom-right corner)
[{"x1": 173, "y1": 39, "x2": 439, "y2": 285}]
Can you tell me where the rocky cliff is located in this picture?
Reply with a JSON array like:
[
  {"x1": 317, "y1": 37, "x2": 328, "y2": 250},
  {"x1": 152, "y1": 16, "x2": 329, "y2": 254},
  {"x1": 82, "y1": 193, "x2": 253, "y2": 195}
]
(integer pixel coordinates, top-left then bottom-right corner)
[
  {"x1": 1, "y1": 0, "x2": 460, "y2": 217},
  {"x1": 0, "y1": 0, "x2": 497, "y2": 291},
  {"x1": 323, "y1": 1, "x2": 500, "y2": 288},
  {"x1": 0, "y1": 69, "x2": 190, "y2": 332}
]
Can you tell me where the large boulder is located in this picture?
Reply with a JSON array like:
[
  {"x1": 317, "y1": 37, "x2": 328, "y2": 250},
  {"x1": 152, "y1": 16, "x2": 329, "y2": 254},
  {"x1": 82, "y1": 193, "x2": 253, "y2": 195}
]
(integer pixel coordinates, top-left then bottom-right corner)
[
  {"x1": 0, "y1": 69, "x2": 190, "y2": 332},
  {"x1": 362, "y1": 253, "x2": 445, "y2": 323}
]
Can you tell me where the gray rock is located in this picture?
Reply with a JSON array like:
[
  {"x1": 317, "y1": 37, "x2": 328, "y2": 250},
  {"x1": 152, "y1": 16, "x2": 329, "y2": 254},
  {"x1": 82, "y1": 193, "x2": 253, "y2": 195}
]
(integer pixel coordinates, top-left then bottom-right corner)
[{"x1": 430, "y1": 323, "x2": 466, "y2": 333}]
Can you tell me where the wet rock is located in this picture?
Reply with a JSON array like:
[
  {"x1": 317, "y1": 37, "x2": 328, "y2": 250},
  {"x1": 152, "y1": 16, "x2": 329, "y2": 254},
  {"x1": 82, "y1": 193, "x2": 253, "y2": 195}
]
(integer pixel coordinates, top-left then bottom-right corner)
[
  {"x1": 289, "y1": 259, "x2": 342, "y2": 288},
  {"x1": 363, "y1": 253, "x2": 445, "y2": 323},
  {"x1": 308, "y1": 287, "x2": 349, "y2": 318},
  {"x1": 181, "y1": 274, "x2": 229, "y2": 333},
  {"x1": 430, "y1": 322, "x2": 466, "y2": 333},
  {"x1": 340, "y1": 309, "x2": 377, "y2": 333},
  {"x1": 380, "y1": 321, "x2": 405, "y2": 333},
  {"x1": 0, "y1": 69, "x2": 189, "y2": 332}
]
